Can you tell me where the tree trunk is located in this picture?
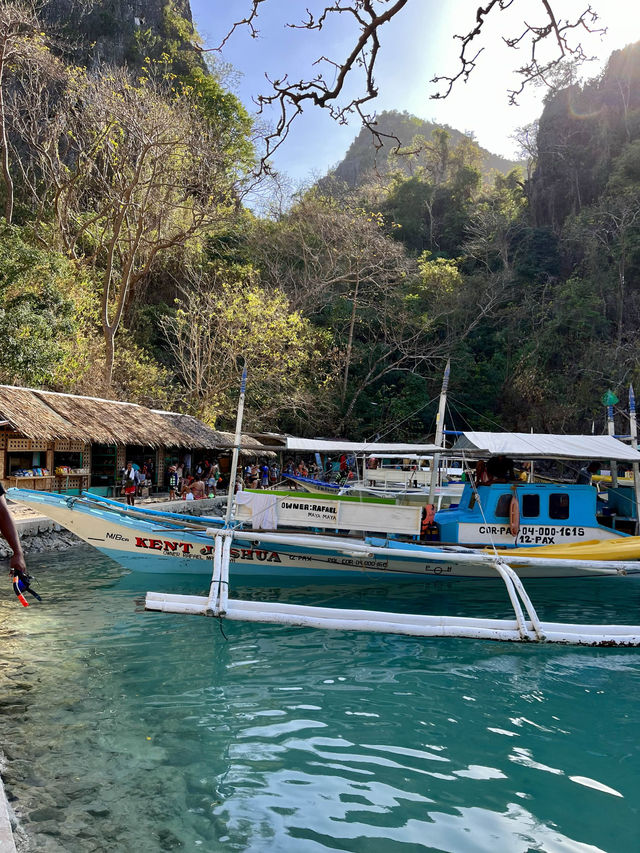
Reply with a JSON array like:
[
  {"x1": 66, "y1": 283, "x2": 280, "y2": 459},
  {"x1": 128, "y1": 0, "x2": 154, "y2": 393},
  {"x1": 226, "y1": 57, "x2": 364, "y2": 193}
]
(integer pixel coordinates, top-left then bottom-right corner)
[
  {"x1": 617, "y1": 249, "x2": 625, "y2": 348},
  {"x1": 425, "y1": 196, "x2": 434, "y2": 251},
  {"x1": 341, "y1": 274, "x2": 359, "y2": 404},
  {"x1": 0, "y1": 46, "x2": 14, "y2": 225},
  {"x1": 104, "y1": 323, "x2": 115, "y2": 386}
]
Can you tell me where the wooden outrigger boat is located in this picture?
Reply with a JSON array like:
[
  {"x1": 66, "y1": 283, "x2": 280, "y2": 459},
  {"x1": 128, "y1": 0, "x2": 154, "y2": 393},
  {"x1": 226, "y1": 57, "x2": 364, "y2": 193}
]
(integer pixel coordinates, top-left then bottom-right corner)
[
  {"x1": 9, "y1": 370, "x2": 640, "y2": 645},
  {"x1": 8, "y1": 430, "x2": 640, "y2": 646},
  {"x1": 10, "y1": 484, "x2": 640, "y2": 579}
]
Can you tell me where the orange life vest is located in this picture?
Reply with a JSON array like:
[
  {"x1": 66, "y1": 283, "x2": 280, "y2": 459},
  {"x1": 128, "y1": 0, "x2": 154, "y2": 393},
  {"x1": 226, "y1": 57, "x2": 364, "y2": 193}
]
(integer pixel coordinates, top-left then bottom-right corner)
[
  {"x1": 420, "y1": 504, "x2": 437, "y2": 538},
  {"x1": 509, "y1": 493, "x2": 520, "y2": 537}
]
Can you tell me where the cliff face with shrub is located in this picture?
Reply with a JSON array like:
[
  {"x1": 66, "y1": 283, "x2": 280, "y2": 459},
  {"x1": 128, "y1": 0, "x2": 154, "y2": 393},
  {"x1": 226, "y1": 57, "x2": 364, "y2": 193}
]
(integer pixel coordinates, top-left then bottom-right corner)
[
  {"x1": 325, "y1": 110, "x2": 521, "y2": 188},
  {"x1": 4, "y1": 3, "x2": 640, "y2": 437},
  {"x1": 530, "y1": 42, "x2": 640, "y2": 231},
  {"x1": 42, "y1": 0, "x2": 194, "y2": 67}
]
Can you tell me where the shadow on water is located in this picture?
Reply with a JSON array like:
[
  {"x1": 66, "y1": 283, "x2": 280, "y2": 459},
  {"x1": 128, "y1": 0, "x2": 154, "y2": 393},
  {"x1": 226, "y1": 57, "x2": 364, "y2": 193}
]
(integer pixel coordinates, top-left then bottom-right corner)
[{"x1": 0, "y1": 547, "x2": 639, "y2": 852}]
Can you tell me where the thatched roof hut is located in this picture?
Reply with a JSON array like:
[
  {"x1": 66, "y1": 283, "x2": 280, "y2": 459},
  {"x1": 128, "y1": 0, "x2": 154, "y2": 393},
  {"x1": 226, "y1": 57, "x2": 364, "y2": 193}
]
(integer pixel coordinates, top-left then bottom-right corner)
[
  {"x1": 0, "y1": 385, "x2": 189, "y2": 447},
  {"x1": 154, "y1": 412, "x2": 275, "y2": 458},
  {"x1": 216, "y1": 431, "x2": 276, "y2": 459},
  {"x1": 0, "y1": 385, "x2": 277, "y2": 455},
  {"x1": 152, "y1": 411, "x2": 229, "y2": 450}
]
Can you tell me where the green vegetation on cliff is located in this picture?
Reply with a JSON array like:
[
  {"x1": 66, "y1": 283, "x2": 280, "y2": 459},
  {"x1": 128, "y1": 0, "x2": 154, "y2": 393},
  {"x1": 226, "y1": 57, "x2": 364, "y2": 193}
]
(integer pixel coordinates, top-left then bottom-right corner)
[{"x1": 2, "y1": 1, "x2": 640, "y2": 439}]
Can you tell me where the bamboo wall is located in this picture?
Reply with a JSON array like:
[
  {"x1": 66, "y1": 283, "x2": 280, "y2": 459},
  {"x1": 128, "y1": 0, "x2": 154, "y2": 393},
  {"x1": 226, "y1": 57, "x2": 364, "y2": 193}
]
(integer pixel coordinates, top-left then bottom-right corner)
[{"x1": 0, "y1": 428, "x2": 92, "y2": 492}]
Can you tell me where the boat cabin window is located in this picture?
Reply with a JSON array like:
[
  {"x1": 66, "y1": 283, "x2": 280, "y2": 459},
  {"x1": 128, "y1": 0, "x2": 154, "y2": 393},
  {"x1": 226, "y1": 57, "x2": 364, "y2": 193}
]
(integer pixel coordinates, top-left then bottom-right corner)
[
  {"x1": 549, "y1": 493, "x2": 570, "y2": 520},
  {"x1": 495, "y1": 494, "x2": 512, "y2": 518},
  {"x1": 521, "y1": 494, "x2": 540, "y2": 518}
]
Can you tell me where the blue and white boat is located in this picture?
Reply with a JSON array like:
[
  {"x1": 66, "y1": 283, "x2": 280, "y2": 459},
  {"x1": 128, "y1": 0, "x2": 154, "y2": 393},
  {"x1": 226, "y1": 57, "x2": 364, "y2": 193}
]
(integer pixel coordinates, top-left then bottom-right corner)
[
  {"x1": 7, "y1": 460, "x2": 640, "y2": 581},
  {"x1": 282, "y1": 472, "x2": 349, "y2": 495},
  {"x1": 437, "y1": 431, "x2": 640, "y2": 546},
  {"x1": 284, "y1": 458, "x2": 464, "y2": 502},
  {"x1": 10, "y1": 431, "x2": 640, "y2": 646}
]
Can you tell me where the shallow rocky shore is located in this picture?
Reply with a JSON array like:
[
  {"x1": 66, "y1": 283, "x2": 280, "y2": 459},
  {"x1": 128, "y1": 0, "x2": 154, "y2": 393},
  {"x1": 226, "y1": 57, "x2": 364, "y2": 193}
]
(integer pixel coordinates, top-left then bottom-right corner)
[{"x1": 0, "y1": 526, "x2": 80, "y2": 560}]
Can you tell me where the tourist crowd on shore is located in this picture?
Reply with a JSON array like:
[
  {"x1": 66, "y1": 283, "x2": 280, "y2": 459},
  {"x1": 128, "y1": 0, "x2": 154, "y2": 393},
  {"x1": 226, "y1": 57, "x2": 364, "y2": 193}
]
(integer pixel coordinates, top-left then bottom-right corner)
[
  {"x1": 165, "y1": 458, "x2": 223, "y2": 501},
  {"x1": 120, "y1": 452, "x2": 359, "y2": 505}
]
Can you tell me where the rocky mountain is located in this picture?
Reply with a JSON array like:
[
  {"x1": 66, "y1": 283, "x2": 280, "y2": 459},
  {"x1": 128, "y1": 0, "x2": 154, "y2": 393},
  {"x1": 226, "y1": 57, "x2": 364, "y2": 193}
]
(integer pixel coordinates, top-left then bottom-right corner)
[
  {"x1": 42, "y1": 0, "x2": 195, "y2": 68},
  {"x1": 530, "y1": 41, "x2": 640, "y2": 231},
  {"x1": 324, "y1": 110, "x2": 522, "y2": 188}
]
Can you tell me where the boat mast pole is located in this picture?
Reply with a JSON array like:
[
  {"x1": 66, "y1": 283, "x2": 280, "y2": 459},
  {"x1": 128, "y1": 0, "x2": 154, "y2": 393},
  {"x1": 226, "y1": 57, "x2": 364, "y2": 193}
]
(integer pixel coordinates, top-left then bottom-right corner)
[
  {"x1": 428, "y1": 359, "x2": 450, "y2": 503},
  {"x1": 606, "y1": 396, "x2": 619, "y2": 488},
  {"x1": 629, "y1": 384, "x2": 640, "y2": 534},
  {"x1": 225, "y1": 365, "x2": 248, "y2": 527}
]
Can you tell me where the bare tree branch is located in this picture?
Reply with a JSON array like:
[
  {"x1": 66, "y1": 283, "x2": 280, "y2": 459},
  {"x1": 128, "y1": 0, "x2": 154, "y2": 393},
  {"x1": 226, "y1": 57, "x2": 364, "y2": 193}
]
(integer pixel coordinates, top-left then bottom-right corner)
[{"x1": 206, "y1": 1, "x2": 605, "y2": 171}]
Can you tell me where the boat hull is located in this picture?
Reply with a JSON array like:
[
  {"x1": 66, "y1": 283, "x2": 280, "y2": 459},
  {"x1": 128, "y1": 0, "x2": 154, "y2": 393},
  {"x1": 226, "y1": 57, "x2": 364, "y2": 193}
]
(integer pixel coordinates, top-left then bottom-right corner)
[{"x1": 7, "y1": 489, "x2": 632, "y2": 579}]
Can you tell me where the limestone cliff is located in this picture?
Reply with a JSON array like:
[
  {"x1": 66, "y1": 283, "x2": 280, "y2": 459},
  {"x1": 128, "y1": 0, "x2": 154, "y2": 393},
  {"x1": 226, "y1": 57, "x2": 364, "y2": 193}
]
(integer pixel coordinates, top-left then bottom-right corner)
[
  {"x1": 530, "y1": 41, "x2": 640, "y2": 231},
  {"x1": 42, "y1": 0, "x2": 195, "y2": 68}
]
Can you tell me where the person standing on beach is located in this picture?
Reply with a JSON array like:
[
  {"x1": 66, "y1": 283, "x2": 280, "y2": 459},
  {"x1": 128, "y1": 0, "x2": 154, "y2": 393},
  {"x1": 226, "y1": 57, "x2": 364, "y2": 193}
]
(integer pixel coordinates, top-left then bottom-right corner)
[
  {"x1": 0, "y1": 483, "x2": 27, "y2": 574},
  {"x1": 211, "y1": 459, "x2": 221, "y2": 494},
  {"x1": 168, "y1": 465, "x2": 179, "y2": 500},
  {"x1": 121, "y1": 461, "x2": 140, "y2": 506}
]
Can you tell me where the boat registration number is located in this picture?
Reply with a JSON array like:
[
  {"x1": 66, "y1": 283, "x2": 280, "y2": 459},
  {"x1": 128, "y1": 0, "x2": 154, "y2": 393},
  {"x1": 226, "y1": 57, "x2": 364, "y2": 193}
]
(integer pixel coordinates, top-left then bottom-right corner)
[{"x1": 459, "y1": 523, "x2": 594, "y2": 546}]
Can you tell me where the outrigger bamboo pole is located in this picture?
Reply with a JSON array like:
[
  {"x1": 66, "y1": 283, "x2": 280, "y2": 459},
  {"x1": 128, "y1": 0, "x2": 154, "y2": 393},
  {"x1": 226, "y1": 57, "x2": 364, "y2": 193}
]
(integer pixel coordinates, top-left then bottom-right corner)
[
  {"x1": 144, "y1": 591, "x2": 640, "y2": 646},
  {"x1": 428, "y1": 359, "x2": 450, "y2": 503},
  {"x1": 208, "y1": 365, "x2": 250, "y2": 615},
  {"x1": 225, "y1": 365, "x2": 247, "y2": 527},
  {"x1": 206, "y1": 534, "x2": 223, "y2": 614},
  {"x1": 629, "y1": 385, "x2": 640, "y2": 535}
]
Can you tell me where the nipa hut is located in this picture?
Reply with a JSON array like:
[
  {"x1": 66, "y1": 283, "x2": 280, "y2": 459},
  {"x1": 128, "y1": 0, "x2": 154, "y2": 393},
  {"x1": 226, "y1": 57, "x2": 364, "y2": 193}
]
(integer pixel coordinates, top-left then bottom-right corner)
[
  {"x1": 154, "y1": 413, "x2": 276, "y2": 480},
  {"x1": 0, "y1": 386, "x2": 270, "y2": 495}
]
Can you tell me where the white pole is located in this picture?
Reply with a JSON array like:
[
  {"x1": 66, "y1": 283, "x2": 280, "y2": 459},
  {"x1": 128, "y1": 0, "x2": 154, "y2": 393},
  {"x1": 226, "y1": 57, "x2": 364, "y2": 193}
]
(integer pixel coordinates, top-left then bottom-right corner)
[
  {"x1": 220, "y1": 535, "x2": 232, "y2": 612},
  {"x1": 629, "y1": 385, "x2": 640, "y2": 534},
  {"x1": 225, "y1": 366, "x2": 248, "y2": 527},
  {"x1": 607, "y1": 399, "x2": 619, "y2": 488},
  {"x1": 428, "y1": 359, "x2": 450, "y2": 502},
  {"x1": 206, "y1": 534, "x2": 223, "y2": 614}
]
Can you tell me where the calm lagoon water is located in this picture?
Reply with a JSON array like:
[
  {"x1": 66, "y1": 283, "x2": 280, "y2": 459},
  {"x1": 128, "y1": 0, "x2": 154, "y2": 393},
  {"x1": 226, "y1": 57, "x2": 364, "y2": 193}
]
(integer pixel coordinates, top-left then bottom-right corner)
[{"x1": 1, "y1": 546, "x2": 639, "y2": 852}]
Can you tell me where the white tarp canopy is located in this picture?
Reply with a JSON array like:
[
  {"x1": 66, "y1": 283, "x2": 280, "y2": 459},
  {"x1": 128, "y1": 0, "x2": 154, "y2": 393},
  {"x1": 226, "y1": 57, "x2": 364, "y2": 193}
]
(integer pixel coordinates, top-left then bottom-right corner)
[
  {"x1": 451, "y1": 432, "x2": 640, "y2": 462},
  {"x1": 367, "y1": 453, "x2": 432, "y2": 460},
  {"x1": 281, "y1": 438, "x2": 441, "y2": 455}
]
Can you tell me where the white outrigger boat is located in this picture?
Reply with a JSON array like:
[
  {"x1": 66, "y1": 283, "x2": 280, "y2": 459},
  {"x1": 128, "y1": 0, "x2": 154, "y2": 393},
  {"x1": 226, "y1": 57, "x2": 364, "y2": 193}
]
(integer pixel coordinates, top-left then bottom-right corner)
[
  {"x1": 8, "y1": 370, "x2": 640, "y2": 645},
  {"x1": 11, "y1": 477, "x2": 640, "y2": 580},
  {"x1": 9, "y1": 429, "x2": 640, "y2": 646}
]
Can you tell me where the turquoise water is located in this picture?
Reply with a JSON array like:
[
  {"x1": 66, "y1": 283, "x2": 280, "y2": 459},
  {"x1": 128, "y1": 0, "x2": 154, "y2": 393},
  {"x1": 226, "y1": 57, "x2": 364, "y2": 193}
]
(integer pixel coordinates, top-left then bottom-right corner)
[{"x1": 1, "y1": 547, "x2": 639, "y2": 853}]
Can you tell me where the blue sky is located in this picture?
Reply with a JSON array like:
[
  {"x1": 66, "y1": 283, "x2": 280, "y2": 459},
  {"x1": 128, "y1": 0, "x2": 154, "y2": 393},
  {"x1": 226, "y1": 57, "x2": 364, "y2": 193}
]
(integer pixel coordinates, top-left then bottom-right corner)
[{"x1": 190, "y1": 1, "x2": 640, "y2": 184}]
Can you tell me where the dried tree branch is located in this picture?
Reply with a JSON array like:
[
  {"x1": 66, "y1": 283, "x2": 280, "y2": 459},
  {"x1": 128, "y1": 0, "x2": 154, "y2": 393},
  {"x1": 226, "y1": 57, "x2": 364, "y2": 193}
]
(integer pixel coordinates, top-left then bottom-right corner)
[
  {"x1": 432, "y1": 1, "x2": 604, "y2": 105},
  {"x1": 207, "y1": 1, "x2": 605, "y2": 170}
]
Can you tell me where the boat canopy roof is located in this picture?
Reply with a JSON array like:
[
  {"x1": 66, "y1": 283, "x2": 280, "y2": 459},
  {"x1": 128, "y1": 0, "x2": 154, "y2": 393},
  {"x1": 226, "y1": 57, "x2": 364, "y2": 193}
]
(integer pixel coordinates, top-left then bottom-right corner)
[
  {"x1": 367, "y1": 453, "x2": 431, "y2": 460},
  {"x1": 451, "y1": 432, "x2": 640, "y2": 462},
  {"x1": 281, "y1": 438, "x2": 441, "y2": 454}
]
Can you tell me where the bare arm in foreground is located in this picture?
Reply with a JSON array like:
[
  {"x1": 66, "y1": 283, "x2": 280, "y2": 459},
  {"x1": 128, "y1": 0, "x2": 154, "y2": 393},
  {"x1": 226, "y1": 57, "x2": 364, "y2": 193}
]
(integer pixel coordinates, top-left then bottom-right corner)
[{"x1": 0, "y1": 488, "x2": 27, "y2": 572}]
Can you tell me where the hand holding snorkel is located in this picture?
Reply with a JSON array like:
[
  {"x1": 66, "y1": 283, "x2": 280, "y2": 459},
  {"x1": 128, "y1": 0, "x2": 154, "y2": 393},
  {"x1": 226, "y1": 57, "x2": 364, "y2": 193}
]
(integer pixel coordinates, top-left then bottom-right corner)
[{"x1": 10, "y1": 566, "x2": 42, "y2": 607}]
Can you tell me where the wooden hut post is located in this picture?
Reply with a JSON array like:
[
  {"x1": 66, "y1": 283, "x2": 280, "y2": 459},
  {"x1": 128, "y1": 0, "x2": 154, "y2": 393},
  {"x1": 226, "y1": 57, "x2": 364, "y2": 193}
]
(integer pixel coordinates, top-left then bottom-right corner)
[
  {"x1": 116, "y1": 446, "x2": 126, "y2": 489},
  {"x1": 0, "y1": 432, "x2": 5, "y2": 482},
  {"x1": 156, "y1": 447, "x2": 166, "y2": 491}
]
